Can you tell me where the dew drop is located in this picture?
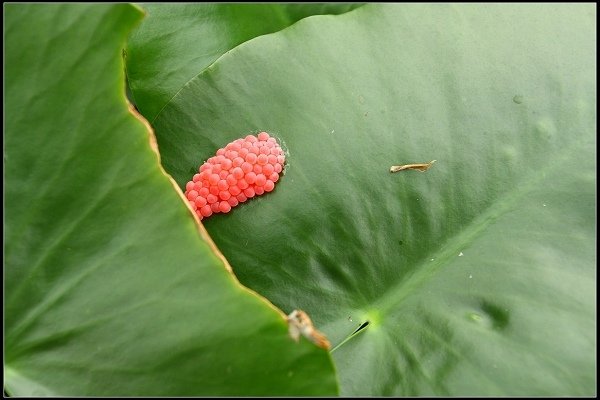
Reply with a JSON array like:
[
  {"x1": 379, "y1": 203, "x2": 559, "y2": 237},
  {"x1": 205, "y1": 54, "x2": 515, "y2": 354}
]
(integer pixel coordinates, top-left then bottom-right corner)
[{"x1": 512, "y1": 95, "x2": 524, "y2": 104}]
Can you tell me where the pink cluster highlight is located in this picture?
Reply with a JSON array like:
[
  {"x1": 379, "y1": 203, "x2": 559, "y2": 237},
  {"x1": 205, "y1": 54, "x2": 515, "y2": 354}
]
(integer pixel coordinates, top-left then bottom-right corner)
[{"x1": 184, "y1": 131, "x2": 286, "y2": 220}]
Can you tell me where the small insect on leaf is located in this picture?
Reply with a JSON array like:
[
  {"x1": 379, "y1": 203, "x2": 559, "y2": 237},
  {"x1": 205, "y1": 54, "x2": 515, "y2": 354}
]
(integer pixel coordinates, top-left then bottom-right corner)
[
  {"x1": 390, "y1": 160, "x2": 436, "y2": 173},
  {"x1": 287, "y1": 310, "x2": 331, "y2": 350}
]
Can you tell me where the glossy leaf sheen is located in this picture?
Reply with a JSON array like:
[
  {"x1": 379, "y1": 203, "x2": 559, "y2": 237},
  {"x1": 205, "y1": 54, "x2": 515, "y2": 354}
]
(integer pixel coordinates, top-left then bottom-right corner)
[
  {"x1": 125, "y1": 3, "x2": 363, "y2": 121},
  {"x1": 4, "y1": 4, "x2": 337, "y2": 396},
  {"x1": 151, "y1": 4, "x2": 596, "y2": 396}
]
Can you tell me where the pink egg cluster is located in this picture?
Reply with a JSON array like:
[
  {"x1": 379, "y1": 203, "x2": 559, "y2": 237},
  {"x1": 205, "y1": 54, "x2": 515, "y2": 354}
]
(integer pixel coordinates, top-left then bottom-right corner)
[{"x1": 184, "y1": 131, "x2": 285, "y2": 220}]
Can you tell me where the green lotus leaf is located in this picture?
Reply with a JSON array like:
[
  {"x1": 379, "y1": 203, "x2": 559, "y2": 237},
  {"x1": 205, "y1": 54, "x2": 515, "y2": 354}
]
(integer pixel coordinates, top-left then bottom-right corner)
[
  {"x1": 149, "y1": 3, "x2": 596, "y2": 396},
  {"x1": 125, "y1": 3, "x2": 363, "y2": 121},
  {"x1": 4, "y1": 4, "x2": 337, "y2": 396}
]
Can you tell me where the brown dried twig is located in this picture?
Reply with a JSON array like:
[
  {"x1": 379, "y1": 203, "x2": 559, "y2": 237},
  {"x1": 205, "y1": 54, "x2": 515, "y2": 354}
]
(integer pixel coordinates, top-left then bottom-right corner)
[{"x1": 390, "y1": 160, "x2": 436, "y2": 173}]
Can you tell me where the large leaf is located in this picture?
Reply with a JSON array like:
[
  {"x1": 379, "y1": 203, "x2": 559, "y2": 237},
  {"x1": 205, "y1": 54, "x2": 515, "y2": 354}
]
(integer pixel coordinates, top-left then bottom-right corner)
[
  {"x1": 4, "y1": 4, "x2": 337, "y2": 396},
  {"x1": 125, "y1": 3, "x2": 363, "y2": 121},
  {"x1": 148, "y1": 3, "x2": 596, "y2": 396}
]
